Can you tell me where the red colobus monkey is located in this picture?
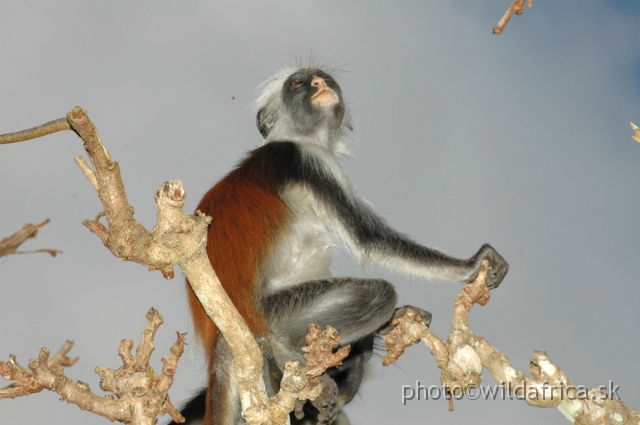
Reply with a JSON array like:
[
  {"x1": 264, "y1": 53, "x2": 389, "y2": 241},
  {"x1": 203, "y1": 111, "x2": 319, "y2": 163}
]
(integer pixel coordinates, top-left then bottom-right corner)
[{"x1": 173, "y1": 67, "x2": 508, "y2": 425}]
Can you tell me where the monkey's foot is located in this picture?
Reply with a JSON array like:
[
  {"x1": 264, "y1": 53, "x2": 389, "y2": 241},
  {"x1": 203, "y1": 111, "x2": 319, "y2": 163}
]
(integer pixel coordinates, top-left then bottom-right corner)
[
  {"x1": 378, "y1": 305, "x2": 431, "y2": 335},
  {"x1": 380, "y1": 306, "x2": 432, "y2": 366},
  {"x1": 312, "y1": 375, "x2": 340, "y2": 425}
]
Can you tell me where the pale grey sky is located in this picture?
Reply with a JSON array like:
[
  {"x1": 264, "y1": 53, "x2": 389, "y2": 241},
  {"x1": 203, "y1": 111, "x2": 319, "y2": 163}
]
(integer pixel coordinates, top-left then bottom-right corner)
[{"x1": 2, "y1": 1, "x2": 640, "y2": 424}]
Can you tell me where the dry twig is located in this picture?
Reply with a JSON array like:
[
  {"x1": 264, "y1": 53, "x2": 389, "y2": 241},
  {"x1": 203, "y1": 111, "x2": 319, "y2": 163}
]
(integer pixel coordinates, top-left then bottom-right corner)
[
  {"x1": 1, "y1": 341, "x2": 78, "y2": 392},
  {"x1": 381, "y1": 308, "x2": 429, "y2": 366},
  {"x1": 493, "y1": 0, "x2": 534, "y2": 34},
  {"x1": 0, "y1": 309, "x2": 186, "y2": 425},
  {"x1": 0, "y1": 118, "x2": 70, "y2": 145},
  {"x1": 0, "y1": 219, "x2": 61, "y2": 258},
  {"x1": 630, "y1": 122, "x2": 640, "y2": 144},
  {"x1": 270, "y1": 325, "x2": 351, "y2": 424}
]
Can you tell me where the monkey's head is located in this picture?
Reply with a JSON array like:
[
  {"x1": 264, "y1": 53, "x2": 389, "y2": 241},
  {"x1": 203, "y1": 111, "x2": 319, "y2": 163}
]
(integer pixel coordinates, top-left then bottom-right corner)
[{"x1": 256, "y1": 68, "x2": 353, "y2": 154}]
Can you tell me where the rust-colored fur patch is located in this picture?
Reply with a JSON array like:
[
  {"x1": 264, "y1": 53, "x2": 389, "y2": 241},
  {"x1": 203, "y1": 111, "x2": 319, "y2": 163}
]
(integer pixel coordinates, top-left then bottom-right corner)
[{"x1": 186, "y1": 146, "x2": 291, "y2": 425}]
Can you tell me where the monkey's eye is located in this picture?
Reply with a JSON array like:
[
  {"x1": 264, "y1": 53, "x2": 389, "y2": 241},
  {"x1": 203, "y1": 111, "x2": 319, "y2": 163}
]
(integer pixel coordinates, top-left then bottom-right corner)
[{"x1": 290, "y1": 79, "x2": 304, "y2": 88}]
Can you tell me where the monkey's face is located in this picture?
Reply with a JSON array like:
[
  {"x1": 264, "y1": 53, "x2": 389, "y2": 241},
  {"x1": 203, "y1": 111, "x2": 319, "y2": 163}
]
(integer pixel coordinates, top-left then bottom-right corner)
[
  {"x1": 308, "y1": 75, "x2": 339, "y2": 107},
  {"x1": 282, "y1": 69, "x2": 346, "y2": 135}
]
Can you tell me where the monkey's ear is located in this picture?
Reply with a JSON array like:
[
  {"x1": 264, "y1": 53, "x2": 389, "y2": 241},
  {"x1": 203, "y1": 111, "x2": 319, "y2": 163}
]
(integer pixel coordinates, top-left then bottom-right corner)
[{"x1": 256, "y1": 107, "x2": 272, "y2": 139}]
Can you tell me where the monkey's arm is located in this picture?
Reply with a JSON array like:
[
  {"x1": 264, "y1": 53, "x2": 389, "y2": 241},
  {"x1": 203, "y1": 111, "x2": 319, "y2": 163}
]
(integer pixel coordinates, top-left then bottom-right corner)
[
  {"x1": 297, "y1": 146, "x2": 508, "y2": 288},
  {"x1": 340, "y1": 196, "x2": 507, "y2": 288}
]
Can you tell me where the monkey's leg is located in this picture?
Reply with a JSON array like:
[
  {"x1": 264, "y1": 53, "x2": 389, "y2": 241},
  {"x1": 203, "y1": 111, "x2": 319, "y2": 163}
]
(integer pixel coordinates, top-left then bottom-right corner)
[
  {"x1": 167, "y1": 336, "x2": 241, "y2": 425},
  {"x1": 262, "y1": 277, "x2": 397, "y2": 425},
  {"x1": 262, "y1": 277, "x2": 397, "y2": 348}
]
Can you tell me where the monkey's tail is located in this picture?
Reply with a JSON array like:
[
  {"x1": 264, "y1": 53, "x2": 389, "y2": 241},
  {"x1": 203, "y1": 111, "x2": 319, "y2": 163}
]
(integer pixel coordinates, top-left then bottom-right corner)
[{"x1": 167, "y1": 389, "x2": 206, "y2": 425}]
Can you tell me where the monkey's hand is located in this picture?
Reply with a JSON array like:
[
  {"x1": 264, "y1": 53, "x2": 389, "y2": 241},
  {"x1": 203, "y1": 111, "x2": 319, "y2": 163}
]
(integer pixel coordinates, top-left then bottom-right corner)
[
  {"x1": 468, "y1": 244, "x2": 509, "y2": 289},
  {"x1": 311, "y1": 375, "x2": 339, "y2": 425}
]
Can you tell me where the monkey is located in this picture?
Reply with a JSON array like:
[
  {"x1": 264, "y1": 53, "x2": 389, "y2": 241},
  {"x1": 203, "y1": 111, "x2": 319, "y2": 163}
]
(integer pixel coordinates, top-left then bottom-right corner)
[{"x1": 172, "y1": 67, "x2": 508, "y2": 425}]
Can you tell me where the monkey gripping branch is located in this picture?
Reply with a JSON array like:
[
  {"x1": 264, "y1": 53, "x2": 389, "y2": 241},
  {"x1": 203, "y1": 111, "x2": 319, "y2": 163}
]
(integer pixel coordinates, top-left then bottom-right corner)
[
  {"x1": 2, "y1": 109, "x2": 640, "y2": 424},
  {"x1": 383, "y1": 262, "x2": 640, "y2": 424}
]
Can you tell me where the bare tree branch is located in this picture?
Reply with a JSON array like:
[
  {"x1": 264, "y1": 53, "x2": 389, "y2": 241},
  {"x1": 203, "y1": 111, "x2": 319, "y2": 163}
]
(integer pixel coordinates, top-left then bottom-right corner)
[
  {"x1": 0, "y1": 219, "x2": 61, "y2": 258},
  {"x1": 0, "y1": 309, "x2": 187, "y2": 425},
  {"x1": 269, "y1": 325, "x2": 351, "y2": 424},
  {"x1": 493, "y1": 0, "x2": 534, "y2": 34},
  {"x1": 384, "y1": 262, "x2": 640, "y2": 423},
  {"x1": 1, "y1": 341, "x2": 78, "y2": 392},
  {"x1": 630, "y1": 122, "x2": 640, "y2": 144},
  {"x1": 0, "y1": 118, "x2": 70, "y2": 145}
]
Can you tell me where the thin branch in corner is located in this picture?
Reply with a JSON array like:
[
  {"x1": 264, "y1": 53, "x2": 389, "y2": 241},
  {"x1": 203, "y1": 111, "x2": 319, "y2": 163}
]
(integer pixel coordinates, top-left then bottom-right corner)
[
  {"x1": 630, "y1": 122, "x2": 640, "y2": 143},
  {"x1": 0, "y1": 118, "x2": 71, "y2": 145},
  {"x1": 493, "y1": 0, "x2": 534, "y2": 34},
  {"x1": 0, "y1": 219, "x2": 62, "y2": 258}
]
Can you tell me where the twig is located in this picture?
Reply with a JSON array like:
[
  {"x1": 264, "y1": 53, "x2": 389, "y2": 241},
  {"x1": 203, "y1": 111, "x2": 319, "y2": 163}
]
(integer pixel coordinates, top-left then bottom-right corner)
[
  {"x1": 381, "y1": 308, "x2": 429, "y2": 366},
  {"x1": 0, "y1": 118, "x2": 71, "y2": 145},
  {"x1": 630, "y1": 122, "x2": 640, "y2": 144},
  {"x1": 0, "y1": 219, "x2": 61, "y2": 258},
  {"x1": 270, "y1": 325, "x2": 351, "y2": 424},
  {"x1": 493, "y1": 0, "x2": 534, "y2": 34},
  {"x1": 1, "y1": 341, "x2": 78, "y2": 391}
]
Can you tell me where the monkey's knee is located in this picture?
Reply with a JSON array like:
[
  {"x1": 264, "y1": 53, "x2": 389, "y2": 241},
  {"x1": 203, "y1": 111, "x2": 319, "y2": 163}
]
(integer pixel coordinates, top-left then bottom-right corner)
[
  {"x1": 328, "y1": 279, "x2": 396, "y2": 345},
  {"x1": 342, "y1": 278, "x2": 397, "y2": 330},
  {"x1": 366, "y1": 278, "x2": 397, "y2": 302}
]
